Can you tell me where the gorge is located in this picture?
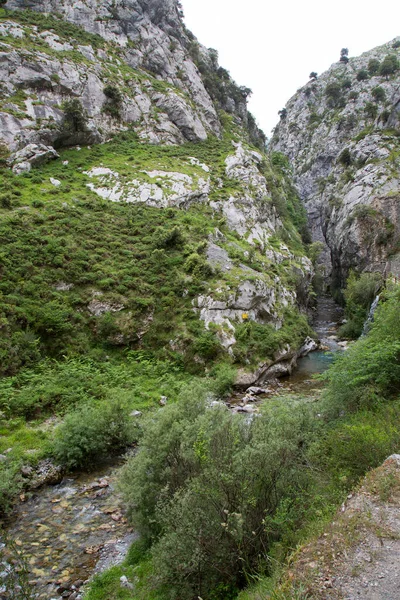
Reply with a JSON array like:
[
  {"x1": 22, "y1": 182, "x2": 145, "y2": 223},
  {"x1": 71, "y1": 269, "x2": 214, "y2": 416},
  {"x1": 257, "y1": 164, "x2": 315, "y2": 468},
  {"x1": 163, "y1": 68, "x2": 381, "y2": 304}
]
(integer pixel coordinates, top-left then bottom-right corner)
[{"x1": 0, "y1": 2, "x2": 399, "y2": 599}]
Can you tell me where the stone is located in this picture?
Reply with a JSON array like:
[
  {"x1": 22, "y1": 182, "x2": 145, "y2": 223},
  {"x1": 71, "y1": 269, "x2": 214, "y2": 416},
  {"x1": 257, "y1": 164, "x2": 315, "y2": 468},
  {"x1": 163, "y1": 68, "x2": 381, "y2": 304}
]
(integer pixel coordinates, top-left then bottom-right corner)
[
  {"x1": 130, "y1": 410, "x2": 142, "y2": 417},
  {"x1": 159, "y1": 396, "x2": 168, "y2": 406},
  {"x1": 298, "y1": 337, "x2": 319, "y2": 357},
  {"x1": 245, "y1": 386, "x2": 271, "y2": 395},
  {"x1": 0, "y1": 455, "x2": 7, "y2": 462},
  {"x1": 10, "y1": 144, "x2": 59, "y2": 173},
  {"x1": 120, "y1": 575, "x2": 134, "y2": 590},
  {"x1": 50, "y1": 177, "x2": 61, "y2": 187}
]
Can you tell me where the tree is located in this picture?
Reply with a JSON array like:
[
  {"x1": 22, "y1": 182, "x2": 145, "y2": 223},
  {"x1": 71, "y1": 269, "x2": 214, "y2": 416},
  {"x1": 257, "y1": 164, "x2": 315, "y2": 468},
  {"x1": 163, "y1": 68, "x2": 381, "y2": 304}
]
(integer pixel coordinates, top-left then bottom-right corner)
[
  {"x1": 340, "y1": 48, "x2": 349, "y2": 63},
  {"x1": 325, "y1": 82, "x2": 343, "y2": 107},
  {"x1": 338, "y1": 148, "x2": 352, "y2": 167},
  {"x1": 372, "y1": 86, "x2": 386, "y2": 103},
  {"x1": 61, "y1": 98, "x2": 87, "y2": 131},
  {"x1": 278, "y1": 108, "x2": 287, "y2": 120},
  {"x1": 364, "y1": 102, "x2": 378, "y2": 120},
  {"x1": 356, "y1": 69, "x2": 369, "y2": 81},
  {"x1": 368, "y1": 58, "x2": 380, "y2": 75},
  {"x1": 309, "y1": 72, "x2": 318, "y2": 80},
  {"x1": 379, "y1": 54, "x2": 400, "y2": 78}
]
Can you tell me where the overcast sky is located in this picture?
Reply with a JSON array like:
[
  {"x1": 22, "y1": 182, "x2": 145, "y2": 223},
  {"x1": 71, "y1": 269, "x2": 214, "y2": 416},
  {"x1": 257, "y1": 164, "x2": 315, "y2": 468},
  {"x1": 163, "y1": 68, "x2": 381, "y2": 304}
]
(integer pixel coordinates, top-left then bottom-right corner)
[{"x1": 181, "y1": 0, "x2": 400, "y2": 137}]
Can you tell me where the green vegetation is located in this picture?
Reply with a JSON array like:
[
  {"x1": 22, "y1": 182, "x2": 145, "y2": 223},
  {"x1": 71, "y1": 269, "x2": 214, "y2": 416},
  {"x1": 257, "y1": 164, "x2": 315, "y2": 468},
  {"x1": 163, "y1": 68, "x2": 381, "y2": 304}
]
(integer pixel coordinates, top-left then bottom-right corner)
[
  {"x1": 83, "y1": 285, "x2": 400, "y2": 600},
  {"x1": 379, "y1": 53, "x2": 400, "y2": 77},
  {"x1": 338, "y1": 271, "x2": 382, "y2": 339},
  {"x1": 368, "y1": 58, "x2": 381, "y2": 74},
  {"x1": 356, "y1": 68, "x2": 369, "y2": 81}
]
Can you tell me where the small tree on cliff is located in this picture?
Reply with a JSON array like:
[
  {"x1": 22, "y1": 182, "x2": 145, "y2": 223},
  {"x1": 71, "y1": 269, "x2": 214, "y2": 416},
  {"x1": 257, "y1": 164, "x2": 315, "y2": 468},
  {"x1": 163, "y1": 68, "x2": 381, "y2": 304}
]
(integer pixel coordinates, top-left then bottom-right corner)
[
  {"x1": 340, "y1": 48, "x2": 349, "y2": 63},
  {"x1": 309, "y1": 72, "x2": 318, "y2": 80}
]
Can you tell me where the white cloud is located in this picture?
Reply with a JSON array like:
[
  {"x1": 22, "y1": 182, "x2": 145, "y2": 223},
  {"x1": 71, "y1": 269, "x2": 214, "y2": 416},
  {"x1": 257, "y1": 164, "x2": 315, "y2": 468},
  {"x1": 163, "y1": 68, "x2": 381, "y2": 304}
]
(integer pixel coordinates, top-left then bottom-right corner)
[{"x1": 181, "y1": 0, "x2": 400, "y2": 137}]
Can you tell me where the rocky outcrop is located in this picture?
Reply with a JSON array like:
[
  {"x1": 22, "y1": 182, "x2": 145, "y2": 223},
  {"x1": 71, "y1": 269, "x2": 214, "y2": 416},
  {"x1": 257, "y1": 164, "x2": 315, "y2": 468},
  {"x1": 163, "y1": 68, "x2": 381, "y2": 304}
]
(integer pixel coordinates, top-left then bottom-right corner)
[
  {"x1": 271, "y1": 39, "x2": 400, "y2": 287},
  {"x1": 9, "y1": 142, "x2": 59, "y2": 173},
  {"x1": 1, "y1": 0, "x2": 263, "y2": 153}
]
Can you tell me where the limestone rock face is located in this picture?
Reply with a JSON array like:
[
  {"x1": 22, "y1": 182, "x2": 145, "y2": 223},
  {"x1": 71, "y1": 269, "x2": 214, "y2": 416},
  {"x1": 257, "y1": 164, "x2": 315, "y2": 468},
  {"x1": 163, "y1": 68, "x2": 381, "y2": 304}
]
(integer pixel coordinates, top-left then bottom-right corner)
[
  {"x1": 9, "y1": 143, "x2": 59, "y2": 173},
  {"x1": 1, "y1": 0, "x2": 262, "y2": 152},
  {"x1": 271, "y1": 38, "x2": 400, "y2": 286}
]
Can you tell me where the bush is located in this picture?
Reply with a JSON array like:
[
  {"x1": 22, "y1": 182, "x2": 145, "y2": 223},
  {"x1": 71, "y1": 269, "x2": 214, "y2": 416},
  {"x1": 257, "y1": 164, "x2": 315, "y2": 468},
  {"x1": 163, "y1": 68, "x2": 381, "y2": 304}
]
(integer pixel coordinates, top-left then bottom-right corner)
[
  {"x1": 364, "y1": 101, "x2": 378, "y2": 119},
  {"x1": 368, "y1": 58, "x2": 381, "y2": 74},
  {"x1": 356, "y1": 69, "x2": 369, "y2": 81},
  {"x1": 325, "y1": 82, "x2": 342, "y2": 106},
  {"x1": 325, "y1": 285, "x2": 400, "y2": 415},
  {"x1": 338, "y1": 148, "x2": 352, "y2": 167},
  {"x1": 61, "y1": 98, "x2": 87, "y2": 131},
  {"x1": 119, "y1": 382, "x2": 318, "y2": 599},
  {"x1": 338, "y1": 270, "x2": 382, "y2": 339},
  {"x1": 372, "y1": 86, "x2": 386, "y2": 102},
  {"x1": 103, "y1": 85, "x2": 123, "y2": 119},
  {"x1": 53, "y1": 399, "x2": 135, "y2": 469},
  {"x1": 379, "y1": 54, "x2": 399, "y2": 77}
]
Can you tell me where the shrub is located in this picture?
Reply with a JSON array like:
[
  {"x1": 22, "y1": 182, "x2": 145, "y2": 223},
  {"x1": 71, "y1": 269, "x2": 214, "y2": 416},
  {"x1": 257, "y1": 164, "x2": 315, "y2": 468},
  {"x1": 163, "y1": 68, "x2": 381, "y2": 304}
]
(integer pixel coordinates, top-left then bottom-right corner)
[
  {"x1": 103, "y1": 85, "x2": 123, "y2": 119},
  {"x1": 338, "y1": 148, "x2": 352, "y2": 167},
  {"x1": 119, "y1": 382, "x2": 318, "y2": 599},
  {"x1": 337, "y1": 270, "x2": 382, "y2": 340},
  {"x1": 61, "y1": 98, "x2": 87, "y2": 131},
  {"x1": 325, "y1": 285, "x2": 400, "y2": 415},
  {"x1": 340, "y1": 48, "x2": 349, "y2": 63},
  {"x1": 356, "y1": 69, "x2": 369, "y2": 81},
  {"x1": 368, "y1": 58, "x2": 381, "y2": 74},
  {"x1": 372, "y1": 86, "x2": 386, "y2": 102},
  {"x1": 393, "y1": 40, "x2": 400, "y2": 49},
  {"x1": 325, "y1": 82, "x2": 343, "y2": 107},
  {"x1": 364, "y1": 101, "x2": 378, "y2": 119},
  {"x1": 379, "y1": 54, "x2": 399, "y2": 77},
  {"x1": 53, "y1": 399, "x2": 135, "y2": 469}
]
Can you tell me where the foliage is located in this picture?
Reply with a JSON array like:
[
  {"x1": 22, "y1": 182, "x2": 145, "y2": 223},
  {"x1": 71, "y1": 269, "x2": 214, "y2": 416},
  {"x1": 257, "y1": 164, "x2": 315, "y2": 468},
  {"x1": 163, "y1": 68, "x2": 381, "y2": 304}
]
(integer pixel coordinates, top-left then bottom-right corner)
[
  {"x1": 338, "y1": 148, "x2": 352, "y2": 167},
  {"x1": 325, "y1": 82, "x2": 343, "y2": 107},
  {"x1": 379, "y1": 54, "x2": 400, "y2": 77},
  {"x1": 309, "y1": 72, "x2": 318, "y2": 80},
  {"x1": 61, "y1": 98, "x2": 87, "y2": 131},
  {"x1": 338, "y1": 270, "x2": 382, "y2": 339},
  {"x1": 53, "y1": 398, "x2": 136, "y2": 469},
  {"x1": 103, "y1": 85, "x2": 123, "y2": 119},
  {"x1": 325, "y1": 285, "x2": 400, "y2": 415},
  {"x1": 364, "y1": 101, "x2": 378, "y2": 119},
  {"x1": 368, "y1": 58, "x2": 381, "y2": 74},
  {"x1": 372, "y1": 86, "x2": 386, "y2": 102},
  {"x1": 119, "y1": 383, "x2": 319, "y2": 599},
  {"x1": 340, "y1": 48, "x2": 349, "y2": 63},
  {"x1": 356, "y1": 69, "x2": 369, "y2": 81}
]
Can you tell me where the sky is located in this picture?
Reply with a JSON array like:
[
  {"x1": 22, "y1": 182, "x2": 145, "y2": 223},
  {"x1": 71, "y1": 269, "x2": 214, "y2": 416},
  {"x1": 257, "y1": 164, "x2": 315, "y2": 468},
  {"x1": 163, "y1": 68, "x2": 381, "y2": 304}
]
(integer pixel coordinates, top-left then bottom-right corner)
[{"x1": 181, "y1": 0, "x2": 400, "y2": 137}]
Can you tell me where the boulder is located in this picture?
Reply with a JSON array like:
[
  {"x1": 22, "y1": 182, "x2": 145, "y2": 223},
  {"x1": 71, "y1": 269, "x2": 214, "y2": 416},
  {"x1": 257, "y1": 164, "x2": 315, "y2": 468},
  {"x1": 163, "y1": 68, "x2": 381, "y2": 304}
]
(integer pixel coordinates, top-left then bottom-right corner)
[{"x1": 10, "y1": 143, "x2": 59, "y2": 174}]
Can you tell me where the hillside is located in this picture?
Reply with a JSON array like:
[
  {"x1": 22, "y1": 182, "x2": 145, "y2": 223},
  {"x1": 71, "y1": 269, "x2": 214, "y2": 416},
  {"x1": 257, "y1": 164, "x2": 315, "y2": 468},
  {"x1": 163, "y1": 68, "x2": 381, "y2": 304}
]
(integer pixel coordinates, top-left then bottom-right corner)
[
  {"x1": 271, "y1": 41, "x2": 400, "y2": 291},
  {"x1": 1, "y1": 4, "x2": 400, "y2": 600}
]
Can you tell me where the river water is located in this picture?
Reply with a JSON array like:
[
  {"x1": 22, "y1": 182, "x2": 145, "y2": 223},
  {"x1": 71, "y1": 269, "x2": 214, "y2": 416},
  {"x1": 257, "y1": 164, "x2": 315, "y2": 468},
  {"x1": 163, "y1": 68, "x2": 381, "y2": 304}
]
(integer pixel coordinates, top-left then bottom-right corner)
[
  {"x1": 1, "y1": 463, "x2": 136, "y2": 599},
  {"x1": 1, "y1": 297, "x2": 343, "y2": 599}
]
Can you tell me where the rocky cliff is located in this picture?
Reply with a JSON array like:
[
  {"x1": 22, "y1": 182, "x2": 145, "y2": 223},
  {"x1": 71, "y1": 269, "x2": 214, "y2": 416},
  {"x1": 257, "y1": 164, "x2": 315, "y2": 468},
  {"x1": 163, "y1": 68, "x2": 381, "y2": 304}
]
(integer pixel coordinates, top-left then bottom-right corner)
[
  {"x1": 0, "y1": 2, "x2": 312, "y2": 376},
  {"x1": 271, "y1": 40, "x2": 400, "y2": 290},
  {"x1": 1, "y1": 0, "x2": 263, "y2": 151}
]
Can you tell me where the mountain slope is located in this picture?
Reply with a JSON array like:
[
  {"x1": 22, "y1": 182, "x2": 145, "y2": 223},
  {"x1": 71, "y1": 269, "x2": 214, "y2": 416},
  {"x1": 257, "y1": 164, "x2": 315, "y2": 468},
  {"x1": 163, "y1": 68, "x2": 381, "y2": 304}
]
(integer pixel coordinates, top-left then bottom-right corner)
[{"x1": 271, "y1": 40, "x2": 400, "y2": 290}]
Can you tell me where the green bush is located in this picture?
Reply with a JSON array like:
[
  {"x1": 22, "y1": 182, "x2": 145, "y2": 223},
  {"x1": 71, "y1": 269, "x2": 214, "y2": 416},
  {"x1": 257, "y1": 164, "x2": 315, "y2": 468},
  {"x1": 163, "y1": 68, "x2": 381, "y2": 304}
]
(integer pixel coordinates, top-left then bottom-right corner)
[
  {"x1": 372, "y1": 86, "x2": 386, "y2": 102},
  {"x1": 379, "y1": 54, "x2": 399, "y2": 77},
  {"x1": 368, "y1": 58, "x2": 380, "y2": 74},
  {"x1": 325, "y1": 285, "x2": 400, "y2": 415},
  {"x1": 53, "y1": 398, "x2": 136, "y2": 469},
  {"x1": 119, "y1": 382, "x2": 318, "y2": 599},
  {"x1": 364, "y1": 101, "x2": 378, "y2": 119},
  {"x1": 356, "y1": 69, "x2": 369, "y2": 81},
  {"x1": 61, "y1": 98, "x2": 87, "y2": 132},
  {"x1": 338, "y1": 271, "x2": 382, "y2": 339},
  {"x1": 338, "y1": 148, "x2": 352, "y2": 167}
]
